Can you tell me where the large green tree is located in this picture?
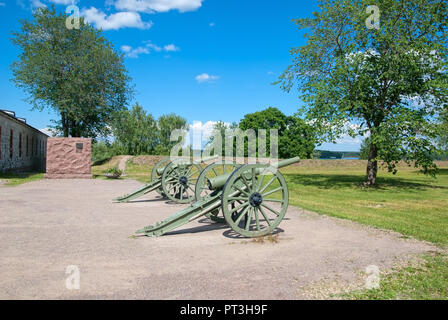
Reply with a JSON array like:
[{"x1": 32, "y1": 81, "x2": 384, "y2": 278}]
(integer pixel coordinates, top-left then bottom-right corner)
[
  {"x1": 112, "y1": 103, "x2": 157, "y2": 155},
  {"x1": 438, "y1": 107, "x2": 448, "y2": 153},
  {"x1": 278, "y1": 0, "x2": 448, "y2": 186},
  {"x1": 359, "y1": 136, "x2": 371, "y2": 160},
  {"x1": 156, "y1": 113, "x2": 188, "y2": 154},
  {"x1": 238, "y1": 107, "x2": 316, "y2": 159},
  {"x1": 11, "y1": 6, "x2": 132, "y2": 137},
  {"x1": 279, "y1": 115, "x2": 316, "y2": 158}
]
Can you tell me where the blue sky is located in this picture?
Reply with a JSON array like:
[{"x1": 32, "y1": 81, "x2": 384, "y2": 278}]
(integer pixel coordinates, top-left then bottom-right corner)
[{"x1": 0, "y1": 0, "x2": 362, "y2": 151}]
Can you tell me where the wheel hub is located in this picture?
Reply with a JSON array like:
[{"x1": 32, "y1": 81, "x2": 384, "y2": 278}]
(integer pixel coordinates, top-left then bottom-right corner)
[
  {"x1": 179, "y1": 176, "x2": 188, "y2": 185},
  {"x1": 249, "y1": 192, "x2": 263, "y2": 207}
]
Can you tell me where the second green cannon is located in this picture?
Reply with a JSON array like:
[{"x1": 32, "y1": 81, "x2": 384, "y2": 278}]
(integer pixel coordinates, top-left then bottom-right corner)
[{"x1": 114, "y1": 155, "x2": 218, "y2": 204}]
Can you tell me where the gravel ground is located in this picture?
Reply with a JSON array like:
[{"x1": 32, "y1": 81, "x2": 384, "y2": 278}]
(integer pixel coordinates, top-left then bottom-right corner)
[{"x1": 0, "y1": 179, "x2": 437, "y2": 299}]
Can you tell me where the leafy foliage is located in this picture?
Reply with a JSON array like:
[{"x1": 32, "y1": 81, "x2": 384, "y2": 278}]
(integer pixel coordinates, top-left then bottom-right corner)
[
  {"x1": 10, "y1": 6, "x2": 132, "y2": 137},
  {"x1": 280, "y1": 115, "x2": 316, "y2": 158},
  {"x1": 157, "y1": 113, "x2": 188, "y2": 153},
  {"x1": 103, "y1": 167, "x2": 123, "y2": 176},
  {"x1": 239, "y1": 107, "x2": 316, "y2": 159},
  {"x1": 437, "y1": 106, "x2": 448, "y2": 153},
  {"x1": 207, "y1": 107, "x2": 316, "y2": 159},
  {"x1": 204, "y1": 121, "x2": 238, "y2": 156},
  {"x1": 107, "y1": 104, "x2": 187, "y2": 156},
  {"x1": 91, "y1": 103, "x2": 188, "y2": 159},
  {"x1": 112, "y1": 104, "x2": 157, "y2": 155},
  {"x1": 91, "y1": 141, "x2": 123, "y2": 165},
  {"x1": 359, "y1": 137, "x2": 371, "y2": 160},
  {"x1": 278, "y1": 0, "x2": 448, "y2": 185}
]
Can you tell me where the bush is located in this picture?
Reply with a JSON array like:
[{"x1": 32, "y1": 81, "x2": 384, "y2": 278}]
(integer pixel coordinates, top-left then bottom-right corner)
[{"x1": 92, "y1": 141, "x2": 123, "y2": 165}]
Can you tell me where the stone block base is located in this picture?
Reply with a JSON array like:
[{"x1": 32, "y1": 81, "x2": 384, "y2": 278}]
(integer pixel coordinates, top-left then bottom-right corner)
[
  {"x1": 45, "y1": 138, "x2": 92, "y2": 179},
  {"x1": 45, "y1": 173, "x2": 92, "y2": 179}
]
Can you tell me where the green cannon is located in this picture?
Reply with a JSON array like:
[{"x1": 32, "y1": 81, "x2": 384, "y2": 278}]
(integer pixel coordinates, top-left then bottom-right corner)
[
  {"x1": 114, "y1": 155, "x2": 218, "y2": 204},
  {"x1": 135, "y1": 157, "x2": 300, "y2": 238}
]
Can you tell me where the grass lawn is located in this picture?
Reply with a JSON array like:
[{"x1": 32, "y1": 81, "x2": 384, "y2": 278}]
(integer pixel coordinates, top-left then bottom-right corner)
[
  {"x1": 91, "y1": 155, "x2": 164, "y2": 181},
  {"x1": 122, "y1": 161, "x2": 153, "y2": 182},
  {"x1": 341, "y1": 253, "x2": 448, "y2": 300},
  {"x1": 283, "y1": 163, "x2": 448, "y2": 245},
  {"x1": 282, "y1": 161, "x2": 448, "y2": 299},
  {"x1": 0, "y1": 172, "x2": 45, "y2": 186},
  {"x1": 92, "y1": 157, "x2": 448, "y2": 299}
]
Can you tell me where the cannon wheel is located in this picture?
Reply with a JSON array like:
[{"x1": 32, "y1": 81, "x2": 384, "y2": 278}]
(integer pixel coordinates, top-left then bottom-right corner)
[
  {"x1": 161, "y1": 160, "x2": 202, "y2": 204},
  {"x1": 151, "y1": 157, "x2": 171, "y2": 197},
  {"x1": 195, "y1": 161, "x2": 240, "y2": 223},
  {"x1": 221, "y1": 164, "x2": 289, "y2": 237}
]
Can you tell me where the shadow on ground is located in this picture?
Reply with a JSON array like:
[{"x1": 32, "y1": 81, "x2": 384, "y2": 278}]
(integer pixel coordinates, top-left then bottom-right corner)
[
  {"x1": 165, "y1": 221, "x2": 229, "y2": 236},
  {"x1": 436, "y1": 168, "x2": 448, "y2": 175},
  {"x1": 285, "y1": 173, "x2": 447, "y2": 190},
  {"x1": 92, "y1": 157, "x2": 112, "y2": 166},
  {"x1": 0, "y1": 171, "x2": 43, "y2": 179}
]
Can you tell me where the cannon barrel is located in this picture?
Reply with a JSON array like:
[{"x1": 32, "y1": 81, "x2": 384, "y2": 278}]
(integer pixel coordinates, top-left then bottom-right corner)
[
  {"x1": 156, "y1": 154, "x2": 219, "y2": 175},
  {"x1": 207, "y1": 156, "x2": 300, "y2": 190}
]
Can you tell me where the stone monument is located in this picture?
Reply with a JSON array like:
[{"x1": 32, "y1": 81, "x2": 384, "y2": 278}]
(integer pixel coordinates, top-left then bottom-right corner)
[{"x1": 45, "y1": 138, "x2": 92, "y2": 179}]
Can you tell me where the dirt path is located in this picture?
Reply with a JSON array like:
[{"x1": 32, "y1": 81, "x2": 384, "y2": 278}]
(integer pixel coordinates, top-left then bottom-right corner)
[
  {"x1": 117, "y1": 156, "x2": 133, "y2": 176},
  {"x1": 0, "y1": 179, "x2": 437, "y2": 299}
]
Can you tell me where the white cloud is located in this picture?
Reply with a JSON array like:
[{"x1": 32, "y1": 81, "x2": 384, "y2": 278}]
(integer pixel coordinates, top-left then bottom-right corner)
[
  {"x1": 145, "y1": 41, "x2": 162, "y2": 52},
  {"x1": 39, "y1": 127, "x2": 56, "y2": 137},
  {"x1": 81, "y1": 7, "x2": 152, "y2": 30},
  {"x1": 188, "y1": 121, "x2": 231, "y2": 149},
  {"x1": 31, "y1": 0, "x2": 46, "y2": 8},
  {"x1": 267, "y1": 71, "x2": 275, "y2": 75},
  {"x1": 209, "y1": 22, "x2": 215, "y2": 27},
  {"x1": 164, "y1": 44, "x2": 180, "y2": 52},
  {"x1": 121, "y1": 41, "x2": 179, "y2": 58},
  {"x1": 120, "y1": 45, "x2": 132, "y2": 53},
  {"x1": 121, "y1": 45, "x2": 149, "y2": 58},
  {"x1": 114, "y1": 0, "x2": 204, "y2": 13},
  {"x1": 47, "y1": 0, "x2": 78, "y2": 4},
  {"x1": 27, "y1": 0, "x2": 76, "y2": 9},
  {"x1": 334, "y1": 134, "x2": 362, "y2": 145},
  {"x1": 195, "y1": 73, "x2": 219, "y2": 83}
]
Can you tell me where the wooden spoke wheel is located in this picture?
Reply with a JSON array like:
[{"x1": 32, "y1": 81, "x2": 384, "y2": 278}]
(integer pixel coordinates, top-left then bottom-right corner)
[
  {"x1": 161, "y1": 160, "x2": 202, "y2": 204},
  {"x1": 195, "y1": 161, "x2": 240, "y2": 222},
  {"x1": 221, "y1": 164, "x2": 289, "y2": 237},
  {"x1": 151, "y1": 157, "x2": 171, "y2": 197}
]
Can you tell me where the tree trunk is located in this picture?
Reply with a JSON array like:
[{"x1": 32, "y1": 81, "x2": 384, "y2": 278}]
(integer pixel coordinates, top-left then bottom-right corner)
[
  {"x1": 364, "y1": 142, "x2": 378, "y2": 187},
  {"x1": 61, "y1": 112, "x2": 69, "y2": 137}
]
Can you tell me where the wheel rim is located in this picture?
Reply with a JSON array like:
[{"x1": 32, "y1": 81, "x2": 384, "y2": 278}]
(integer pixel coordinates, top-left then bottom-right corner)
[
  {"x1": 221, "y1": 164, "x2": 288, "y2": 237},
  {"x1": 161, "y1": 160, "x2": 202, "y2": 204},
  {"x1": 151, "y1": 158, "x2": 171, "y2": 196},
  {"x1": 195, "y1": 161, "x2": 240, "y2": 222}
]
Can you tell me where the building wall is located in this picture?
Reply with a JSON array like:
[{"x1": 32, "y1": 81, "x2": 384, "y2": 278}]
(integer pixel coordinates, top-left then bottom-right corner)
[{"x1": 0, "y1": 112, "x2": 48, "y2": 172}]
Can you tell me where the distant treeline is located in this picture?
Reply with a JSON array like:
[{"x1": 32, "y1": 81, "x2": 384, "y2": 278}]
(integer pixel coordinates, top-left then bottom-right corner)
[
  {"x1": 314, "y1": 150, "x2": 360, "y2": 159},
  {"x1": 433, "y1": 151, "x2": 448, "y2": 161},
  {"x1": 92, "y1": 106, "x2": 317, "y2": 163}
]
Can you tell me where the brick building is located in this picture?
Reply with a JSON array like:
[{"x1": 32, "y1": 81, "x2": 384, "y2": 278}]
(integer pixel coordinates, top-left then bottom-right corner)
[{"x1": 0, "y1": 110, "x2": 48, "y2": 172}]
